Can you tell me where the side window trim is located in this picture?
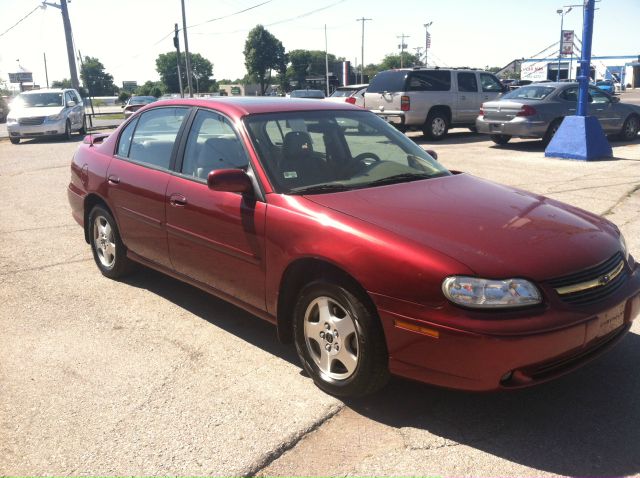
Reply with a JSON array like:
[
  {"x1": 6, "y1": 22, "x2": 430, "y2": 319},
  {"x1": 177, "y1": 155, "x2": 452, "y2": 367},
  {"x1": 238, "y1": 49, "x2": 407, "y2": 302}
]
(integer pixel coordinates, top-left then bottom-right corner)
[{"x1": 115, "y1": 116, "x2": 140, "y2": 159}]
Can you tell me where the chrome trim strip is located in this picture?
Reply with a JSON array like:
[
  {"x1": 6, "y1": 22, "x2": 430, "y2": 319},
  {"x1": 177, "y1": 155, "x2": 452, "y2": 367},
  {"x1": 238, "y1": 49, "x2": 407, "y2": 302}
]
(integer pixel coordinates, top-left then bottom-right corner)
[{"x1": 555, "y1": 260, "x2": 625, "y2": 295}]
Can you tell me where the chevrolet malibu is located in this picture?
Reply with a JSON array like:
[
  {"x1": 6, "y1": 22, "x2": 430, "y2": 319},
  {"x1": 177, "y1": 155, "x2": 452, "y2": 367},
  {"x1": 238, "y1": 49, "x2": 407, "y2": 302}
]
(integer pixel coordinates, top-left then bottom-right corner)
[{"x1": 68, "y1": 98, "x2": 640, "y2": 397}]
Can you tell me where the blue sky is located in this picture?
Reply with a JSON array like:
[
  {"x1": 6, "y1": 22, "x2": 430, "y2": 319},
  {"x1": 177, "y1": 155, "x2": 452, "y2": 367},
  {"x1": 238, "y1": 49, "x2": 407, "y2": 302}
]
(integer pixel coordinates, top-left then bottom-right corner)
[{"x1": 0, "y1": 0, "x2": 638, "y2": 89}]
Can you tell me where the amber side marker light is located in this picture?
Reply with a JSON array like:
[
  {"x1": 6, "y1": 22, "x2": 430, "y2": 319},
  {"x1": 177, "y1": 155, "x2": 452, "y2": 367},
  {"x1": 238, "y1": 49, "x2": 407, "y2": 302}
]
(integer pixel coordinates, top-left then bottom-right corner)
[{"x1": 394, "y1": 319, "x2": 440, "y2": 338}]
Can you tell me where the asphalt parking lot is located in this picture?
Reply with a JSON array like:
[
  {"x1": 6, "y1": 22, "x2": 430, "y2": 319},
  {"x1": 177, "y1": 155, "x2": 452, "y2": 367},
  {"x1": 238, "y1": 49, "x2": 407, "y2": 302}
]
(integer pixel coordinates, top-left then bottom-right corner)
[{"x1": 1, "y1": 108, "x2": 639, "y2": 475}]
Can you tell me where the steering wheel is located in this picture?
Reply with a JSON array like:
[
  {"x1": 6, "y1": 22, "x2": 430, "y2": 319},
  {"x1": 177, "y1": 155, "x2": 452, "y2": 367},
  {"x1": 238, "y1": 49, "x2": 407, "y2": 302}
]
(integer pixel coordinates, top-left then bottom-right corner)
[{"x1": 353, "y1": 152, "x2": 381, "y2": 167}]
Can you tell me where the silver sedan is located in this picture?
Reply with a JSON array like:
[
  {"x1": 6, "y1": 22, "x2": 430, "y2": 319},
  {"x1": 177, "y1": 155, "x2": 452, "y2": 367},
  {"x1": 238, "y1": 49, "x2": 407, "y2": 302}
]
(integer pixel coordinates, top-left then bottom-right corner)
[{"x1": 476, "y1": 82, "x2": 640, "y2": 145}]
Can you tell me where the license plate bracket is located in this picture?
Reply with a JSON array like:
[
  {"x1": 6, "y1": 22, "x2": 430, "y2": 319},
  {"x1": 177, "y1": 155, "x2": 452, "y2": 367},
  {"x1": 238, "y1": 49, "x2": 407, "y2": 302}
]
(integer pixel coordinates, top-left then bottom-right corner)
[{"x1": 597, "y1": 302, "x2": 625, "y2": 337}]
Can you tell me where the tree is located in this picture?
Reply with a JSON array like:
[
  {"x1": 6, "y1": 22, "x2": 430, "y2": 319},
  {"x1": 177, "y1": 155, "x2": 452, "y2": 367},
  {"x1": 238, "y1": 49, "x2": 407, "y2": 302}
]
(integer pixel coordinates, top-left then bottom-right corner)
[
  {"x1": 286, "y1": 49, "x2": 341, "y2": 88},
  {"x1": 135, "y1": 81, "x2": 165, "y2": 98},
  {"x1": 80, "y1": 56, "x2": 118, "y2": 96},
  {"x1": 156, "y1": 51, "x2": 214, "y2": 94},
  {"x1": 51, "y1": 78, "x2": 73, "y2": 89},
  {"x1": 243, "y1": 25, "x2": 286, "y2": 95},
  {"x1": 379, "y1": 52, "x2": 420, "y2": 71}
]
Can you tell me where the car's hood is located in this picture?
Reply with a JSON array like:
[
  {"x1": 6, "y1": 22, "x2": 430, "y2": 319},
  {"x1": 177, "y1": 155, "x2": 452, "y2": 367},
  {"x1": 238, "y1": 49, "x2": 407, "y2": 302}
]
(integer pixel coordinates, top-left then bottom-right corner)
[
  {"x1": 304, "y1": 173, "x2": 620, "y2": 280},
  {"x1": 9, "y1": 106, "x2": 64, "y2": 117}
]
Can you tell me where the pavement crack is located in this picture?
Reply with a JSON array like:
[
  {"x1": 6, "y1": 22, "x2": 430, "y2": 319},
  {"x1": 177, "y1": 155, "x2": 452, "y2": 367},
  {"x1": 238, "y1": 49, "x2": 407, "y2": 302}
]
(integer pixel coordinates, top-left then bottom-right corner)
[
  {"x1": 0, "y1": 257, "x2": 91, "y2": 276},
  {"x1": 241, "y1": 403, "x2": 344, "y2": 477},
  {"x1": 601, "y1": 183, "x2": 640, "y2": 216}
]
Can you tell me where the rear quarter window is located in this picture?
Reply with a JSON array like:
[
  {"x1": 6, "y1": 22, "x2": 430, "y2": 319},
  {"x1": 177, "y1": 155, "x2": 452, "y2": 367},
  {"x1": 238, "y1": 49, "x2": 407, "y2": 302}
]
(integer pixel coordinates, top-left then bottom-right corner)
[
  {"x1": 407, "y1": 71, "x2": 451, "y2": 92},
  {"x1": 367, "y1": 71, "x2": 409, "y2": 93}
]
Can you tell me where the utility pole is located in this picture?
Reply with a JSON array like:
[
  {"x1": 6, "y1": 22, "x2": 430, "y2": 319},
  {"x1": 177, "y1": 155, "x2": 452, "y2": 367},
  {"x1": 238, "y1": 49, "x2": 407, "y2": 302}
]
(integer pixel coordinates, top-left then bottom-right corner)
[
  {"x1": 413, "y1": 47, "x2": 423, "y2": 66},
  {"x1": 173, "y1": 23, "x2": 184, "y2": 97},
  {"x1": 424, "y1": 22, "x2": 433, "y2": 67},
  {"x1": 324, "y1": 25, "x2": 330, "y2": 96},
  {"x1": 42, "y1": 0, "x2": 80, "y2": 91},
  {"x1": 397, "y1": 33, "x2": 409, "y2": 68},
  {"x1": 356, "y1": 17, "x2": 371, "y2": 84},
  {"x1": 43, "y1": 52, "x2": 49, "y2": 88},
  {"x1": 181, "y1": 0, "x2": 193, "y2": 97}
]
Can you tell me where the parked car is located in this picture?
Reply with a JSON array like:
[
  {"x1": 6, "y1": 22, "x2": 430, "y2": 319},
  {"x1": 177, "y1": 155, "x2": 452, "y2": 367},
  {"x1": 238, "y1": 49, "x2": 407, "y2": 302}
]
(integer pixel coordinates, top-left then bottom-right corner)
[
  {"x1": 364, "y1": 67, "x2": 506, "y2": 140},
  {"x1": 0, "y1": 96, "x2": 9, "y2": 123},
  {"x1": 476, "y1": 82, "x2": 640, "y2": 145},
  {"x1": 68, "y1": 97, "x2": 640, "y2": 397},
  {"x1": 326, "y1": 84, "x2": 368, "y2": 107},
  {"x1": 596, "y1": 80, "x2": 616, "y2": 95},
  {"x1": 289, "y1": 89, "x2": 325, "y2": 99},
  {"x1": 6, "y1": 88, "x2": 85, "y2": 144},
  {"x1": 508, "y1": 79, "x2": 533, "y2": 90},
  {"x1": 122, "y1": 95, "x2": 157, "y2": 118}
]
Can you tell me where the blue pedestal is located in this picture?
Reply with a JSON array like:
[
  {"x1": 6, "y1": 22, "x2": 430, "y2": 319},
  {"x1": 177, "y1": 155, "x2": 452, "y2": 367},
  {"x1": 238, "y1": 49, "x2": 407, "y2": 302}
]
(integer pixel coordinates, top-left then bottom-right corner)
[{"x1": 544, "y1": 115, "x2": 612, "y2": 161}]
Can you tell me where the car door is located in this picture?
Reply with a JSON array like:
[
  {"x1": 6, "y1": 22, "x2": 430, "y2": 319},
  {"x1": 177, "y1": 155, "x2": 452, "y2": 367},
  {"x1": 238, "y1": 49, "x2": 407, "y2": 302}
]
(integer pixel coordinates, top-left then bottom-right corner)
[
  {"x1": 479, "y1": 73, "x2": 503, "y2": 104},
  {"x1": 588, "y1": 87, "x2": 622, "y2": 132},
  {"x1": 166, "y1": 109, "x2": 267, "y2": 310},
  {"x1": 456, "y1": 72, "x2": 480, "y2": 123},
  {"x1": 106, "y1": 106, "x2": 189, "y2": 269}
]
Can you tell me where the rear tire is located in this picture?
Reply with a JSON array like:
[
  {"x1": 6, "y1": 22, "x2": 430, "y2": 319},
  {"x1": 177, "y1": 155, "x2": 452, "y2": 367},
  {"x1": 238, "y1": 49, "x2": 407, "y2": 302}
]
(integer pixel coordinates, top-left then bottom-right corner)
[
  {"x1": 63, "y1": 120, "x2": 72, "y2": 141},
  {"x1": 619, "y1": 114, "x2": 639, "y2": 141},
  {"x1": 293, "y1": 281, "x2": 389, "y2": 397},
  {"x1": 423, "y1": 111, "x2": 449, "y2": 140},
  {"x1": 490, "y1": 134, "x2": 511, "y2": 145},
  {"x1": 10, "y1": 137, "x2": 20, "y2": 145},
  {"x1": 88, "y1": 206, "x2": 135, "y2": 279},
  {"x1": 542, "y1": 118, "x2": 563, "y2": 146}
]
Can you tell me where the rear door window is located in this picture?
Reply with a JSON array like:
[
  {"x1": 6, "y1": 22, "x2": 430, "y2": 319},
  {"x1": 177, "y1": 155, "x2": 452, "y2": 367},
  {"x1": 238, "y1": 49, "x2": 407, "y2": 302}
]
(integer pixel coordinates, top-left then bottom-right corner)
[
  {"x1": 457, "y1": 72, "x2": 478, "y2": 92},
  {"x1": 128, "y1": 107, "x2": 188, "y2": 170},
  {"x1": 480, "y1": 73, "x2": 503, "y2": 92},
  {"x1": 407, "y1": 71, "x2": 451, "y2": 91},
  {"x1": 116, "y1": 117, "x2": 139, "y2": 158}
]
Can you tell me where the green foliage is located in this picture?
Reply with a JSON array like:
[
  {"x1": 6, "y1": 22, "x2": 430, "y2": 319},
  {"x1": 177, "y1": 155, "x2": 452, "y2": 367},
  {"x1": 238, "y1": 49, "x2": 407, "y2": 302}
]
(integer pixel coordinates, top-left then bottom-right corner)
[
  {"x1": 156, "y1": 51, "x2": 214, "y2": 94},
  {"x1": 379, "y1": 52, "x2": 420, "y2": 71},
  {"x1": 243, "y1": 25, "x2": 286, "y2": 95},
  {"x1": 80, "y1": 56, "x2": 118, "y2": 96},
  {"x1": 135, "y1": 81, "x2": 165, "y2": 98},
  {"x1": 286, "y1": 49, "x2": 341, "y2": 88},
  {"x1": 118, "y1": 91, "x2": 131, "y2": 103},
  {"x1": 51, "y1": 78, "x2": 73, "y2": 89}
]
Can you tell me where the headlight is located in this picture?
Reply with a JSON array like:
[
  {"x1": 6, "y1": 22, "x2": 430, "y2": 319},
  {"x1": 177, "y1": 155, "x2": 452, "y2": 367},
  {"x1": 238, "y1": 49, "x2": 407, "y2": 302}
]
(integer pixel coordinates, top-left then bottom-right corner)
[
  {"x1": 442, "y1": 276, "x2": 542, "y2": 309},
  {"x1": 620, "y1": 233, "x2": 629, "y2": 261},
  {"x1": 47, "y1": 113, "x2": 63, "y2": 121}
]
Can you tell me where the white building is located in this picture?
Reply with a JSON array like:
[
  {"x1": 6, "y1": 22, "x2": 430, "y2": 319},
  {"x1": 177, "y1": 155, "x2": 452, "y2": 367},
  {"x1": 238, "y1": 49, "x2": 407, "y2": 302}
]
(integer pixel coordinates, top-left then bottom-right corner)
[{"x1": 520, "y1": 55, "x2": 640, "y2": 88}]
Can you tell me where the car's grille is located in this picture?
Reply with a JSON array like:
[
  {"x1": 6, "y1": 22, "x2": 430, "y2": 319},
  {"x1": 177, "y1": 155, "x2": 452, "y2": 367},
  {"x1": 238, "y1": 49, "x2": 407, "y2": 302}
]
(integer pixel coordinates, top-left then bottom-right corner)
[
  {"x1": 19, "y1": 116, "x2": 45, "y2": 125},
  {"x1": 546, "y1": 252, "x2": 627, "y2": 305}
]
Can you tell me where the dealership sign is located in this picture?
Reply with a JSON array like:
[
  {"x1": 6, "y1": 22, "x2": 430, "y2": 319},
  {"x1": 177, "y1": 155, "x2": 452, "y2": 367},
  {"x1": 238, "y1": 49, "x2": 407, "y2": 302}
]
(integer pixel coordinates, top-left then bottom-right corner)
[
  {"x1": 561, "y1": 30, "x2": 574, "y2": 56},
  {"x1": 8, "y1": 71, "x2": 33, "y2": 83}
]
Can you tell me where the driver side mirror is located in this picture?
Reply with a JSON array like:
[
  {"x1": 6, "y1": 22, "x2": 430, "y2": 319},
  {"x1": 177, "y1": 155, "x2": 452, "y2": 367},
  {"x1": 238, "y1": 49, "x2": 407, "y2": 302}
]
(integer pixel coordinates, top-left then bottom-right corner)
[
  {"x1": 67, "y1": 100, "x2": 76, "y2": 107},
  {"x1": 207, "y1": 169, "x2": 253, "y2": 194},
  {"x1": 426, "y1": 149, "x2": 438, "y2": 160}
]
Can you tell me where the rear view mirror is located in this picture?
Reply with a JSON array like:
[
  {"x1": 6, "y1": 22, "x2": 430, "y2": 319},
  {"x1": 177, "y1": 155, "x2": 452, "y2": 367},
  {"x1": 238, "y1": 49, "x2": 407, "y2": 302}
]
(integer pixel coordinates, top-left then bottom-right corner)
[
  {"x1": 426, "y1": 149, "x2": 438, "y2": 161},
  {"x1": 207, "y1": 169, "x2": 253, "y2": 194}
]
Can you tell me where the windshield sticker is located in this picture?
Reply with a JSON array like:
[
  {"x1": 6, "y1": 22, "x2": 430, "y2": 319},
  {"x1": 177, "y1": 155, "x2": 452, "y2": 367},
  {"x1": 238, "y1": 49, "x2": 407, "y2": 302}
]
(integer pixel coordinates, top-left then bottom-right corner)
[{"x1": 283, "y1": 171, "x2": 298, "y2": 179}]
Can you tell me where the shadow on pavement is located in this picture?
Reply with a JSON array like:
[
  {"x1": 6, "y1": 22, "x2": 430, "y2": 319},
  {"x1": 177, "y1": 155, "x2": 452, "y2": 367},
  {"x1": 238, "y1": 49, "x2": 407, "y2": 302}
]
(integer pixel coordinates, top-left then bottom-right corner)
[
  {"x1": 345, "y1": 332, "x2": 640, "y2": 476},
  {"x1": 15, "y1": 135, "x2": 85, "y2": 145},
  {"x1": 410, "y1": 129, "x2": 489, "y2": 146},
  {"x1": 121, "y1": 266, "x2": 298, "y2": 366}
]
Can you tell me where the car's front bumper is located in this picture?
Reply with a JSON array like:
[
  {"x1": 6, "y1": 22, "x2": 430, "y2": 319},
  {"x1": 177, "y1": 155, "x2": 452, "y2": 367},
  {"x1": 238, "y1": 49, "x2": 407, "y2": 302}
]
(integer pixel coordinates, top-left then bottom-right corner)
[
  {"x1": 7, "y1": 118, "x2": 67, "y2": 138},
  {"x1": 374, "y1": 261, "x2": 640, "y2": 391},
  {"x1": 476, "y1": 115, "x2": 548, "y2": 139}
]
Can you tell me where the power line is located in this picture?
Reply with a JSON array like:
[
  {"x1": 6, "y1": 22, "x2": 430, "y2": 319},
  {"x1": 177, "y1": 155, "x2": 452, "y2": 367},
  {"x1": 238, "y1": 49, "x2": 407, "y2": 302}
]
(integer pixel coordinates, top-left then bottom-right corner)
[
  {"x1": 265, "y1": 0, "x2": 348, "y2": 27},
  {"x1": 188, "y1": 0, "x2": 274, "y2": 30},
  {"x1": 0, "y1": 4, "x2": 43, "y2": 39}
]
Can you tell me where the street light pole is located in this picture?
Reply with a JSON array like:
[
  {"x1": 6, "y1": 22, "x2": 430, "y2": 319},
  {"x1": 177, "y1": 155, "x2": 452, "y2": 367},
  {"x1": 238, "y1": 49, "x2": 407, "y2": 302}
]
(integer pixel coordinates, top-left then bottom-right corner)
[
  {"x1": 42, "y1": 0, "x2": 80, "y2": 91},
  {"x1": 424, "y1": 22, "x2": 432, "y2": 67},
  {"x1": 356, "y1": 17, "x2": 371, "y2": 84},
  {"x1": 181, "y1": 0, "x2": 193, "y2": 97},
  {"x1": 556, "y1": 7, "x2": 572, "y2": 81}
]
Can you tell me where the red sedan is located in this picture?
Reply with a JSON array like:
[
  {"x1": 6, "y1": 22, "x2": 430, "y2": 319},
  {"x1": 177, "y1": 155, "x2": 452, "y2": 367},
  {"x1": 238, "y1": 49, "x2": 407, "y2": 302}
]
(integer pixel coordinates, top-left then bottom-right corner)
[{"x1": 68, "y1": 97, "x2": 640, "y2": 397}]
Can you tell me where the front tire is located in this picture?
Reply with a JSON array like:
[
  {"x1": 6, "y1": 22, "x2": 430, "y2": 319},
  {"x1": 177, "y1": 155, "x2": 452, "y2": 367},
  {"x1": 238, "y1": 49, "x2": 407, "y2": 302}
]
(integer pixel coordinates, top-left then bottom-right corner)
[
  {"x1": 10, "y1": 137, "x2": 20, "y2": 145},
  {"x1": 491, "y1": 134, "x2": 512, "y2": 145},
  {"x1": 423, "y1": 111, "x2": 449, "y2": 140},
  {"x1": 619, "y1": 115, "x2": 639, "y2": 141},
  {"x1": 79, "y1": 115, "x2": 87, "y2": 135},
  {"x1": 293, "y1": 281, "x2": 389, "y2": 397},
  {"x1": 542, "y1": 118, "x2": 563, "y2": 146},
  {"x1": 63, "y1": 120, "x2": 72, "y2": 141},
  {"x1": 89, "y1": 206, "x2": 135, "y2": 279}
]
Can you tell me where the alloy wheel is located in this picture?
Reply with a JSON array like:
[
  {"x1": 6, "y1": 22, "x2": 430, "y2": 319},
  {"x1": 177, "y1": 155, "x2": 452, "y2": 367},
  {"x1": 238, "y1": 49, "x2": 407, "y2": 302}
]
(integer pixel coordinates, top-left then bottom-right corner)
[{"x1": 93, "y1": 215, "x2": 116, "y2": 268}]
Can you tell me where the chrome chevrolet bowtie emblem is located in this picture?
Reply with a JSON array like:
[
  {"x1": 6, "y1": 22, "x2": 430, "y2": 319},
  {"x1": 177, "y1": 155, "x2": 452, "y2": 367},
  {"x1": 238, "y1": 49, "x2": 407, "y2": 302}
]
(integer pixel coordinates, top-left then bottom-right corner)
[{"x1": 599, "y1": 274, "x2": 611, "y2": 285}]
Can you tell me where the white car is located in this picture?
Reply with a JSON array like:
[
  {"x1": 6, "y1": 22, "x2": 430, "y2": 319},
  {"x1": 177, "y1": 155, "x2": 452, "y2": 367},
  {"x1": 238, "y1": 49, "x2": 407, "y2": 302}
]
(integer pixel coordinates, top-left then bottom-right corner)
[
  {"x1": 6, "y1": 88, "x2": 86, "y2": 145},
  {"x1": 325, "y1": 84, "x2": 368, "y2": 107}
]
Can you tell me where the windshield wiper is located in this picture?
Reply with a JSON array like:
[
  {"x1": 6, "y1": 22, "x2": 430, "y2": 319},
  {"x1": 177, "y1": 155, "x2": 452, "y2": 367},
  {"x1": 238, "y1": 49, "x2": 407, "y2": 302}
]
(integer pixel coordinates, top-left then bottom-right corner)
[
  {"x1": 365, "y1": 172, "x2": 443, "y2": 187},
  {"x1": 290, "y1": 183, "x2": 352, "y2": 195}
]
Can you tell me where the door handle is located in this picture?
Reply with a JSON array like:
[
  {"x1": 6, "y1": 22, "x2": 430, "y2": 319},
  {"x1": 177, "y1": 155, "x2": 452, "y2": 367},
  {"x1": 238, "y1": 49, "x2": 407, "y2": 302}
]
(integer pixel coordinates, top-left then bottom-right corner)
[
  {"x1": 461, "y1": 95, "x2": 466, "y2": 100},
  {"x1": 108, "y1": 175, "x2": 120, "y2": 185},
  {"x1": 169, "y1": 194, "x2": 187, "y2": 207}
]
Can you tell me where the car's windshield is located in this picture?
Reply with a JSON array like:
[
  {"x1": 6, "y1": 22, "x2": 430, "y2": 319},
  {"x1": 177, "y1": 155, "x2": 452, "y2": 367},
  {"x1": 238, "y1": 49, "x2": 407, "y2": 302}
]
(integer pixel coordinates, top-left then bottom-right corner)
[
  {"x1": 502, "y1": 85, "x2": 556, "y2": 100},
  {"x1": 130, "y1": 96, "x2": 156, "y2": 105},
  {"x1": 330, "y1": 89, "x2": 358, "y2": 97},
  {"x1": 244, "y1": 110, "x2": 450, "y2": 194},
  {"x1": 15, "y1": 92, "x2": 64, "y2": 107}
]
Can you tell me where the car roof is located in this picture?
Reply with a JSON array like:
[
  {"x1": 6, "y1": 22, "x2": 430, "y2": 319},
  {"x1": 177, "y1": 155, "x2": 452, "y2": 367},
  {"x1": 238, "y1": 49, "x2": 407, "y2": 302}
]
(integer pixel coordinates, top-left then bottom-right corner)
[
  {"x1": 336, "y1": 84, "x2": 368, "y2": 89},
  {"x1": 21, "y1": 88, "x2": 66, "y2": 94},
  {"x1": 148, "y1": 97, "x2": 358, "y2": 118}
]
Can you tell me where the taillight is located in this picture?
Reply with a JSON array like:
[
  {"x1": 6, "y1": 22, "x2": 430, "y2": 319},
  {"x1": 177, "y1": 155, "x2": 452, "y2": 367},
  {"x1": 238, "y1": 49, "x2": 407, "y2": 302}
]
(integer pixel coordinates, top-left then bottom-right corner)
[
  {"x1": 516, "y1": 105, "x2": 537, "y2": 117},
  {"x1": 479, "y1": 106, "x2": 485, "y2": 116},
  {"x1": 345, "y1": 97, "x2": 356, "y2": 105},
  {"x1": 400, "y1": 95, "x2": 410, "y2": 111}
]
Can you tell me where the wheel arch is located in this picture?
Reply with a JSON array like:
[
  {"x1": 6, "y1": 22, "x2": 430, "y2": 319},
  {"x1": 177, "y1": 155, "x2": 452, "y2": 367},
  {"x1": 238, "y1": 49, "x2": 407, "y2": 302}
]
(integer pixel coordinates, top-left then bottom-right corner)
[
  {"x1": 83, "y1": 193, "x2": 113, "y2": 244},
  {"x1": 276, "y1": 258, "x2": 376, "y2": 344},
  {"x1": 426, "y1": 105, "x2": 452, "y2": 123}
]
